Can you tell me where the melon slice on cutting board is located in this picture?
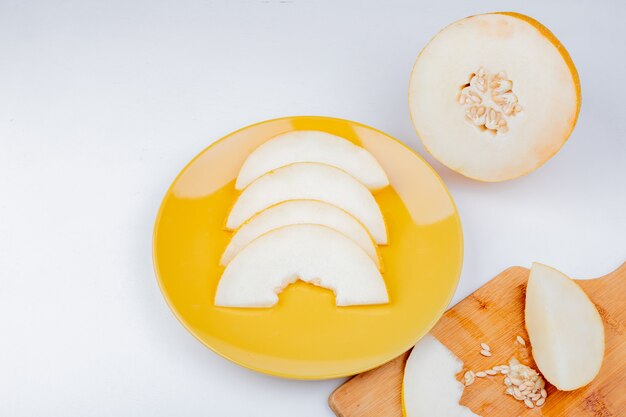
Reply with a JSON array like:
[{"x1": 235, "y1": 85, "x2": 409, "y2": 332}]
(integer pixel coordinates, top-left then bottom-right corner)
[
  {"x1": 214, "y1": 224, "x2": 388, "y2": 308},
  {"x1": 409, "y1": 12, "x2": 580, "y2": 182},
  {"x1": 226, "y1": 162, "x2": 387, "y2": 244},
  {"x1": 402, "y1": 334, "x2": 479, "y2": 417},
  {"x1": 525, "y1": 262, "x2": 605, "y2": 391},
  {"x1": 220, "y1": 199, "x2": 381, "y2": 269},
  {"x1": 235, "y1": 130, "x2": 389, "y2": 191}
]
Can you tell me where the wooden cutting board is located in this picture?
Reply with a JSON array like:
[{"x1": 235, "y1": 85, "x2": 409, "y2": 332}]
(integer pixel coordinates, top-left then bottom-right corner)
[{"x1": 329, "y1": 262, "x2": 626, "y2": 417}]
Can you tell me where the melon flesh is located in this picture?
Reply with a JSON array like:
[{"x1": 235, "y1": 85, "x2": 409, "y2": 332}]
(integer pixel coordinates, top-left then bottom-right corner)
[
  {"x1": 214, "y1": 224, "x2": 388, "y2": 307},
  {"x1": 226, "y1": 163, "x2": 387, "y2": 244},
  {"x1": 525, "y1": 263, "x2": 605, "y2": 391},
  {"x1": 221, "y1": 200, "x2": 381, "y2": 268},
  {"x1": 236, "y1": 130, "x2": 389, "y2": 191},
  {"x1": 409, "y1": 13, "x2": 580, "y2": 181},
  {"x1": 403, "y1": 334, "x2": 479, "y2": 417}
]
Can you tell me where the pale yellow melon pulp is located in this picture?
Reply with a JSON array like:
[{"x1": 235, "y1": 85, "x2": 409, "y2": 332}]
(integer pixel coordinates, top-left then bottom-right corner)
[
  {"x1": 525, "y1": 263, "x2": 604, "y2": 391},
  {"x1": 235, "y1": 130, "x2": 389, "y2": 191},
  {"x1": 402, "y1": 334, "x2": 479, "y2": 417},
  {"x1": 215, "y1": 224, "x2": 388, "y2": 308},
  {"x1": 220, "y1": 199, "x2": 381, "y2": 268},
  {"x1": 226, "y1": 162, "x2": 388, "y2": 244}
]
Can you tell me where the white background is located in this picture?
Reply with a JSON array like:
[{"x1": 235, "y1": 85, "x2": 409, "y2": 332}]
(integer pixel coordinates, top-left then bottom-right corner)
[{"x1": 1, "y1": 0, "x2": 624, "y2": 416}]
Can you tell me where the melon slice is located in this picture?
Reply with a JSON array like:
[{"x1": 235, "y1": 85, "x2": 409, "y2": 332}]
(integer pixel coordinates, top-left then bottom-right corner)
[
  {"x1": 221, "y1": 200, "x2": 381, "y2": 268},
  {"x1": 236, "y1": 130, "x2": 389, "y2": 191},
  {"x1": 403, "y1": 334, "x2": 479, "y2": 417},
  {"x1": 409, "y1": 12, "x2": 580, "y2": 182},
  {"x1": 226, "y1": 163, "x2": 387, "y2": 244},
  {"x1": 525, "y1": 263, "x2": 605, "y2": 391},
  {"x1": 214, "y1": 224, "x2": 388, "y2": 307}
]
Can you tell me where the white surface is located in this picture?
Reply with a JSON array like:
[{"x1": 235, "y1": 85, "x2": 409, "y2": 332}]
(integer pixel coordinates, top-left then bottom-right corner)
[{"x1": 0, "y1": 0, "x2": 624, "y2": 416}]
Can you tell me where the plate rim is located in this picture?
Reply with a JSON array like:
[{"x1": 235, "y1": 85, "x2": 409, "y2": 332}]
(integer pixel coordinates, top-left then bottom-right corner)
[{"x1": 152, "y1": 115, "x2": 464, "y2": 379}]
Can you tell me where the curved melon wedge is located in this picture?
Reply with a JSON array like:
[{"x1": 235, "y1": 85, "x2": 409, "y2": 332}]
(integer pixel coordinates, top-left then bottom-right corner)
[
  {"x1": 215, "y1": 224, "x2": 388, "y2": 308},
  {"x1": 409, "y1": 12, "x2": 580, "y2": 182},
  {"x1": 525, "y1": 263, "x2": 605, "y2": 391},
  {"x1": 403, "y1": 334, "x2": 479, "y2": 417},
  {"x1": 226, "y1": 163, "x2": 387, "y2": 244},
  {"x1": 236, "y1": 130, "x2": 389, "y2": 191},
  {"x1": 221, "y1": 200, "x2": 381, "y2": 269}
]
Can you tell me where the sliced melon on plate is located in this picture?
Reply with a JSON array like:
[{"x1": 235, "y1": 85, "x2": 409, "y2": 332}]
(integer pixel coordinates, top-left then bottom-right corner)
[
  {"x1": 525, "y1": 263, "x2": 605, "y2": 391},
  {"x1": 236, "y1": 130, "x2": 389, "y2": 191},
  {"x1": 221, "y1": 199, "x2": 381, "y2": 269},
  {"x1": 403, "y1": 334, "x2": 479, "y2": 417},
  {"x1": 409, "y1": 12, "x2": 580, "y2": 182},
  {"x1": 214, "y1": 224, "x2": 388, "y2": 308},
  {"x1": 226, "y1": 162, "x2": 388, "y2": 244}
]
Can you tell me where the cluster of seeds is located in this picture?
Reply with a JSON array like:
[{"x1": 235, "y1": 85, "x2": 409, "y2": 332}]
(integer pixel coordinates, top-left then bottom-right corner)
[
  {"x1": 458, "y1": 67, "x2": 522, "y2": 134},
  {"x1": 462, "y1": 337, "x2": 548, "y2": 410},
  {"x1": 503, "y1": 357, "x2": 547, "y2": 408}
]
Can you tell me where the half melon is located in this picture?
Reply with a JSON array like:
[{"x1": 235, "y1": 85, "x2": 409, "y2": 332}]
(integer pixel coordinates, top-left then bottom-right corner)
[{"x1": 409, "y1": 12, "x2": 580, "y2": 182}]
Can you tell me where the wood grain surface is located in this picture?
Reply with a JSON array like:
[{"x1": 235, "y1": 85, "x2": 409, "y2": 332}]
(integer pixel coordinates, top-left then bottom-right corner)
[{"x1": 329, "y1": 262, "x2": 626, "y2": 417}]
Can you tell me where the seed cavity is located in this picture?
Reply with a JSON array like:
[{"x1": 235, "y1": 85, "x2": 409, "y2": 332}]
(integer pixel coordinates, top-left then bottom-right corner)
[{"x1": 458, "y1": 67, "x2": 522, "y2": 135}]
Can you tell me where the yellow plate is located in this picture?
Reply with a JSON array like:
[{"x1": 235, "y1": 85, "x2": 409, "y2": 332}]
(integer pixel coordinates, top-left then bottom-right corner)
[{"x1": 153, "y1": 116, "x2": 463, "y2": 379}]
